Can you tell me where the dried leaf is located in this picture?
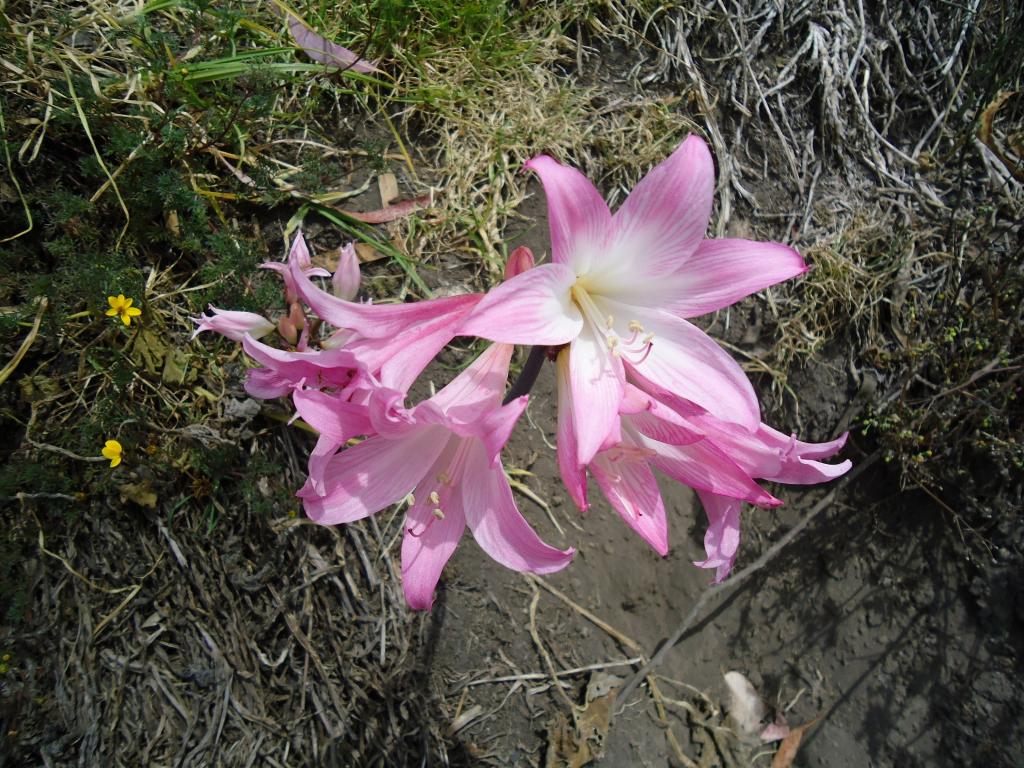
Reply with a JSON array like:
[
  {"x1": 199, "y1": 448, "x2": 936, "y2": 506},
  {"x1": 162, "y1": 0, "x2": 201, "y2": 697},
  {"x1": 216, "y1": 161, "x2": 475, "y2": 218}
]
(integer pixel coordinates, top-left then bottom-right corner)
[
  {"x1": 354, "y1": 243, "x2": 386, "y2": 263},
  {"x1": 544, "y1": 673, "x2": 619, "y2": 768},
  {"x1": 130, "y1": 328, "x2": 167, "y2": 375},
  {"x1": 771, "y1": 715, "x2": 823, "y2": 768},
  {"x1": 286, "y1": 14, "x2": 376, "y2": 74},
  {"x1": 378, "y1": 172, "x2": 399, "y2": 207},
  {"x1": 337, "y1": 194, "x2": 429, "y2": 224}
]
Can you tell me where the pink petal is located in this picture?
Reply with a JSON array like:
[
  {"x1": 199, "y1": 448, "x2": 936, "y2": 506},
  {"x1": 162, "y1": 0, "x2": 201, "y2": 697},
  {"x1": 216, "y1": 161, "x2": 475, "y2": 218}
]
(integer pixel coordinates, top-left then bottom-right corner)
[
  {"x1": 603, "y1": 299, "x2": 760, "y2": 429},
  {"x1": 244, "y1": 367, "x2": 292, "y2": 399},
  {"x1": 599, "y1": 135, "x2": 714, "y2": 285},
  {"x1": 305, "y1": 433, "x2": 342, "y2": 497},
  {"x1": 661, "y1": 239, "x2": 808, "y2": 318},
  {"x1": 524, "y1": 155, "x2": 611, "y2": 272},
  {"x1": 400, "y1": 452, "x2": 468, "y2": 610},
  {"x1": 474, "y1": 396, "x2": 529, "y2": 465},
  {"x1": 556, "y1": 351, "x2": 588, "y2": 510},
  {"x1": 241, "y1": 334, "x2": 358, "y2": 389},
  {"x1": 430, "y1": 343, "x2": 513, "y2": 420},
  {"x1": 569, "y1": 321, "x2": 625, "y2": 466},
  {"x1": 287, "y1": 14, "x2": 377, "y2": 74},
  {"x1": 292, "y1": 388, "x2": 371, "y2": 440},
  {"x1": 694, "y1": 490, "x2": 742, "y2": 583},
  {"x1": 461, "y1": 444, "x2": 574, "y2": 573},
  {"x1": 300, "y1": 427, "x2": 441, "y2": 525},
  {"x1": 289, "y1": 254, "x2": 481, "y2": 338},
  {"x1": 458, "y1": 263, "x2": 582, "y2": 345},
  {"x1": 347, "y1": 299, "x2": 482, "y2": 392},
  {"x1": 644, "y1": 433, "x2": 779, "y2": 507},
  {"x1": 590, "y1": 443, "x2": 669, "y2": 555}
]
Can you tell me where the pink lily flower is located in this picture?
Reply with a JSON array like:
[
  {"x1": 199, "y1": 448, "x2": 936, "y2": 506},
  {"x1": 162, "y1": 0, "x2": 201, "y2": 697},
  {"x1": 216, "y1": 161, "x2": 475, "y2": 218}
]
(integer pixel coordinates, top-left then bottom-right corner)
[
  {"x1": 190, "y1": 305, "x2": 276, "y2": 342},
  {"x1": 575, "y1": 374, "x2": 849, "y2": 579},
  {"x1": 461, "y1": 135, "x2": 808, "y2": 469},
  {"x1": 298, "y1": 343, "x2": 574, "y2": 609}
]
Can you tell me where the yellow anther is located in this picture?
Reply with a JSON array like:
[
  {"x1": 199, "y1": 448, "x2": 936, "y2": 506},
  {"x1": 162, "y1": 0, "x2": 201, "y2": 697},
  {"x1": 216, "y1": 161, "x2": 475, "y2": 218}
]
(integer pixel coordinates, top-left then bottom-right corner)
[
  {"x1": 642, "y1": 333, "x2": 655, "y2": 346},
  {"x1": 606, "y1": 315, "x2": 615, "y2": 329},
  {"x1": 629, "y1": 320, "x2": 644, "y2": 333},
  {"x1": 432, "y1": 508, "x2": 445, "y2": 520},
  {"x1": 429, "y1": 490, "x2": 440, "y2": 505},
  {"x1": 407, "y1": 493, "x2": 416, "y2": 506},
  {"x1": 606, "y1": 335, "x2": 619, "y2": 350},
  {"x1": 436, "y1": 472, "x2": 452, "y2": 485}
]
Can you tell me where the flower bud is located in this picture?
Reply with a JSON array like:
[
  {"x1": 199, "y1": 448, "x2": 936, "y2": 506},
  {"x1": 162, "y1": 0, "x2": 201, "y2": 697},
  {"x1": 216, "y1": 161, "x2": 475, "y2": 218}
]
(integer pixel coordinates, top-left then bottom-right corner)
[
  {"x1": 504, "y1": 246, "x2": 535, "y2": 280},
  {"x1": 332, "y1": 243, "x2": 361, "y2": 301}
]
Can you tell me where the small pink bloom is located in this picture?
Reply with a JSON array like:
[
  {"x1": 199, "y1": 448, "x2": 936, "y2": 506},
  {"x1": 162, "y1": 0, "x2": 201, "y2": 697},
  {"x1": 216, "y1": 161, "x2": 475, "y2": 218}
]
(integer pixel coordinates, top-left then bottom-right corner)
[
  {"x1": 299, "y1": 344, "x2": 574, "y2": 609},
  {"x1": 190, "y1": 306, "x2": 275, "y2": 342}
]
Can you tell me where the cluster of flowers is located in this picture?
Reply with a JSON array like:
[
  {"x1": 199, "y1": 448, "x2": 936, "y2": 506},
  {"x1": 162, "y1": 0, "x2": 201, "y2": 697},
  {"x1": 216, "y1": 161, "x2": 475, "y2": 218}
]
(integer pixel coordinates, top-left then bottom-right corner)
[{"x1": 193, "y1": 136, "x2": 851, "y2": 609}]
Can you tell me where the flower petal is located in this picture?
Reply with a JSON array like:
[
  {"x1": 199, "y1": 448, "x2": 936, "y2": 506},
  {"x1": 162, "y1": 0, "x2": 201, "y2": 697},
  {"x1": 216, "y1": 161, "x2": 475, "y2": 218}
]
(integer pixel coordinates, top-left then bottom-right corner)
[
  {"x1": 292, "y1": 388, "x2": 372, "y2": 441},
  {"x1": 694, "y1": 490, "x2": 742, "y2": 583},
  {"x1": 661, "y1": 239, "x2": 808, "y2": 318},
  {"x1": 569, "y1": 320, "x2": 625, "y2": 466},
  {"x1": 458, "y1": 263, "x2": 582, "y2": 345},
  {"x1": 602, "y1": 299, "x2": 760, "y2": 429},
  {"x1": 400, "y1": 446, "x2": 468, "y2": 610},
  {"x1": 461, "y1": 444, "x2": 574, "y2": 574},
  {"x1": 524, "y1": 155, "x2": 611, "y2": 272},
  {"x1": 430, "y1": 343, "x2": 513, "y2": 421},
  {"x1": 590, "y1": 443, "x2": 669, "y2": 555},
  {"x1": 289, "y1": 254, "x2": 481, "y2": 338},
  {"x1": 300, "y1": 427, "x2": 441, "y2": 525},
  {"x1": 643, "y1": 432, "x2": 779, "y2": 507},
  {"x1": 555, "y1": 351, "x2": 588, "y2": 510},
  {"x1": 592, "y1": 135, "x2": 714, "y2": 290},
  {"x1": 244, "y1": 367, "x2": 293, "y2": 399}
]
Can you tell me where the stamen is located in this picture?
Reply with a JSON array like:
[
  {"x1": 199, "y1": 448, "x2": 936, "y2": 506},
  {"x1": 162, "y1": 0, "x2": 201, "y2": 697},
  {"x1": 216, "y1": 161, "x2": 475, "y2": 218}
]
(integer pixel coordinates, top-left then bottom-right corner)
[
  {"x1": 407, "y1": 493, "x2": 416, "y2": 506},
  {"x1": 628, "y1": 320, "x2": 644, "y2": 333},
  {"x1": 436, "y1": 472, "x2": 452, "y2": 485},
  {"x1": 429, "y1": 490, "x2": 440, "y2": 505},
  {"x1": 432, "y1": 508, "x2": 445, "y2": 520},
  {"x1": 606, "y1": 315, "x2": 615, "y2": 330}
]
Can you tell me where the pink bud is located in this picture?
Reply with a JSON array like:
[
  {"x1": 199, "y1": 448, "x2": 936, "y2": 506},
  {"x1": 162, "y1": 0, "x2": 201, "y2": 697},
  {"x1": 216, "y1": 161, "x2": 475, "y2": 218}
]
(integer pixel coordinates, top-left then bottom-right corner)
[
  {"x1": 332, "y1": 243, "x2": 361, "y2": 301},
  {"x1": 277, "y1": 315, "x2": 298, "y2": 345},
  {"x1": 504, "y1": 246, "x2": 535, "y2": 280},
  {"x1": 190, "y1": 306, "x2": 275, "y2": 342}
]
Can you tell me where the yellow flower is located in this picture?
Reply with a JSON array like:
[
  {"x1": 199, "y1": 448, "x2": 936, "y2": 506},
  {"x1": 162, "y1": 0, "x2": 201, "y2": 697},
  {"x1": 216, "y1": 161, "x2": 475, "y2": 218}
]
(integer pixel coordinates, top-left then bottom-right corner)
[
  {"x1": 105, "y1": 294, "x2": 142, "y2": 326},
  {"x1": 102, "y1": 439, "x2": 123, "y2": 468}
]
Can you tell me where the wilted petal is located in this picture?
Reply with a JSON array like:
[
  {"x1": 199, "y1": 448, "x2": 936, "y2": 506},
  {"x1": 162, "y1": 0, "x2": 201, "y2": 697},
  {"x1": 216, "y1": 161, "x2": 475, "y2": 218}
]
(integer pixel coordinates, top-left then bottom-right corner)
[
  {"x1": 660, "y1": 239, "x2": 808, "y2": 318},
  {"x1": 459, "y1": 263, "x2": 582, "y2": 345},
  {"x1": 461, "y1": 444, "x2": 574, "y2": 574},
  {"x1": 524, "y1": 155, "x2": 611, "y2": 273},
  {"x1": 694, "y1": 490, "x2": 742, "y2": 582}
]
